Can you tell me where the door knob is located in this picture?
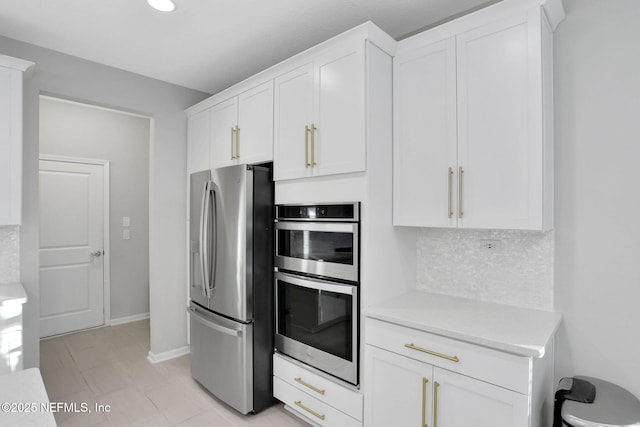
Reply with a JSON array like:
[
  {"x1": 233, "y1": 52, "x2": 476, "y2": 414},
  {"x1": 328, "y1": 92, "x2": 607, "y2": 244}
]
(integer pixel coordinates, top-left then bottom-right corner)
[{"x1": 91, "y1": 250, "x2": 103, "y2": 257}]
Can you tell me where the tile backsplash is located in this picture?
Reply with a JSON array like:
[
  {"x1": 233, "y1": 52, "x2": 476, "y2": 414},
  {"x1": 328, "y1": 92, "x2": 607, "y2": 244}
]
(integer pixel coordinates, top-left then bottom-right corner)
[
  {"x1": 0, "y1": 226, "x2": 20, "y2": 283},
  {"x1": 416, "y1": 228, "x2": 554, "y2": 311}
]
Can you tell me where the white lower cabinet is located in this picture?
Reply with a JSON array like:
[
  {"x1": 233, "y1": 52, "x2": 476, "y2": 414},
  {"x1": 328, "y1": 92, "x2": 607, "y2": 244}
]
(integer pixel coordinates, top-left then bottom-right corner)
[
  {"x1": 365, "y1": 346, "x2": 528, "y2": 427},
  {"x1": 273, "y1": 353, "x2": 363, "y2": 426},
  {"x1": 365, "y1": 346, "x2": 432, "y2": 427},
  {"x1": 0, "y1": 297, "x2": 26, "y2": 374},
  {"x1": 432, "y1": 366, "x2": 528, "y2": 427},
  {"x1": 364, "y1": 318, "x2": 538, "y2": 427}
]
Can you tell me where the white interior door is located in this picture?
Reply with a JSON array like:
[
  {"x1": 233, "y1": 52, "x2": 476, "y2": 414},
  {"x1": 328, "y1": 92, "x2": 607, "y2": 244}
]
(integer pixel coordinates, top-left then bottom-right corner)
[{"x1": 39, "y1": 159, "x2": 105, "y2": 337}]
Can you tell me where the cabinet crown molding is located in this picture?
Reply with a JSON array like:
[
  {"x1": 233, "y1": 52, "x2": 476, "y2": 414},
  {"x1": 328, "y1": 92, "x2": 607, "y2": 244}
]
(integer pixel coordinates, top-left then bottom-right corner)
[
  {"x1": 185, "y1": 20, "x2": 395, "y2": 116},
  {"x1": 0, "y1": 54, "x2": 35, "y2": 76},
  {"x1": 398, "y1": 0, "x2": 564, "y2": 52}
]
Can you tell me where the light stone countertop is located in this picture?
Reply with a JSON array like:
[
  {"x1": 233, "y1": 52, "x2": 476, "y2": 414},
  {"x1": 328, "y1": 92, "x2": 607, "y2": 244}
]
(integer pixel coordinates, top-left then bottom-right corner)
[
  {"x1": 0, "y1": 282, "x2": 27, "y2": 306},
  {"x1": 0, "y1": 368, "x2": 56, "y2": 426},
  {"x1": 365, "y1": 291, "x2": 562, "y2": 358}
]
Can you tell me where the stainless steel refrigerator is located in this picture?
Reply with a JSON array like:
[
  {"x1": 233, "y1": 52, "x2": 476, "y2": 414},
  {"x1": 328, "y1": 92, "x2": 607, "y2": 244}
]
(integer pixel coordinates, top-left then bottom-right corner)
[{"x1": 187, "y1": 164, "x2": 274, "y2": 414}]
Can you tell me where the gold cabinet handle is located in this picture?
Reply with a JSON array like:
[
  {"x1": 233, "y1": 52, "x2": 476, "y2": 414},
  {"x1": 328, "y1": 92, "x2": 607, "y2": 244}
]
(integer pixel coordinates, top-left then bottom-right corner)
[
  {"x1": 458, "y1": 166, "x2": 464, "y2": 218},
  {"x1": 294, "y1": 377, "x2": 325, "y2": 395},
  {"x1": 310, "y1": 124, "x2": 317, "y2": 167},
  {"x1": 304, "y1": 125, "x2": 310, "y2": 167},
  {"x1": 230, "y1": 127, "x2": 235, "y2": 160},
  {"x1": 433, "y1": 381, "x2": 440, "y2": 427},
  {"x1": 404, "y1": 343, "x2": 460, "y2": 363},
  {"x1": 422, "y1": 377, "x2": 429, "y2": 427},
  {"x1": 235, "y1": 126, "x2": 240, "y2": 159},
  {"x1": 294, "y1": 400, "x2": 325, "y2": 421},
  {"x1": 447, "y1": 167, "x2": 453, "y2": 219}
]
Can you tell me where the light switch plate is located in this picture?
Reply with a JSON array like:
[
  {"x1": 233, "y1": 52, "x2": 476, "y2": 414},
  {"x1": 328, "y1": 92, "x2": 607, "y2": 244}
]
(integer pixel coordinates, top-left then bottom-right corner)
[
  {"x1": 123, "y1": 216, "x2": 130, "y2": 227},
  {"x1": 123, "y1": 229, "x2": 131, "y2": 240}
]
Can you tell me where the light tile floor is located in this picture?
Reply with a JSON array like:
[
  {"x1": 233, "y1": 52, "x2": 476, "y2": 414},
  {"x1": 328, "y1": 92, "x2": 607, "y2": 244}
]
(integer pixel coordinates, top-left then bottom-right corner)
[{"x1": 40, "y1": 320, "x2": 309, "y2": 427}]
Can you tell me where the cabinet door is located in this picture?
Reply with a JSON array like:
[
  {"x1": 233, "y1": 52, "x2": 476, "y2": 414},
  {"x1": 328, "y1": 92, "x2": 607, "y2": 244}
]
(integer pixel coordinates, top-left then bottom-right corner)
[
  {"x1": 365, "y1": 345, "x2": 433, "y2": 427},
  {"x1": 393, "y1": 37, "x2": 457, "y2": 227},
  {"x1": 273, "y1": 63, "x2": 314, "y2": 181},
  {"x1": 433, "y1": 367, "x2": 528, "y2": 427},
  {"x1": 210, "y1": 97, "x2": 239, "y2": 169},
  {"x1": 187, "y1": 109, "x2": 211, "y2": 174},
  {"x1": 457, "y1": 13, "x2": 543, "y2": 229},
  {"x1": 0, "y1": 66, "x2": 22, "y2": 225},
  {"x1": 237, "y1": 81, "x2": 274, "y2": 165},
  {"x1": 314, "y1": 41, "x2": 366, "y2": 177}
]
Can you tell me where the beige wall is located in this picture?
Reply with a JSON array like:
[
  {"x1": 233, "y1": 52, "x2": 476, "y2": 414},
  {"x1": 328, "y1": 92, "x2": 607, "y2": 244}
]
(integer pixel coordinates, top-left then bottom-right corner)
[
  {"x1": 40, "y1": 97, "x2": 150, "y2": 321},
  {"x1": 554, "y1": 0, "x2": 640, "y2": 396},
  {"x1": 0, "y1": 34, "x2": 208, "y2": 368}
]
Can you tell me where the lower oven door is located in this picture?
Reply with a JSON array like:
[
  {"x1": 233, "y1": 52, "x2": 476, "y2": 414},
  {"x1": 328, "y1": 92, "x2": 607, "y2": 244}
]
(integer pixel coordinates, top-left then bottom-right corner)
[{"x1": 275, "y1": 271, "x2": 358, "y2": 385}]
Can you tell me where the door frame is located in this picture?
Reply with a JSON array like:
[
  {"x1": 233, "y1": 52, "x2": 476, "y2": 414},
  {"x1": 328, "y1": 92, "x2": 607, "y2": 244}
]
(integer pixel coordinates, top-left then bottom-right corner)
[{"x1": 39, "y1": 154, "x2": 112, "y2": 327}]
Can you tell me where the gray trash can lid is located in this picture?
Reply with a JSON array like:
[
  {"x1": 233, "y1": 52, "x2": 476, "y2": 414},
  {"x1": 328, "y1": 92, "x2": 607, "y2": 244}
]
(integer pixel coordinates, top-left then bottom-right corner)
[{"x1": 562, "y1": 376, "x2": 640, "y2": 427}]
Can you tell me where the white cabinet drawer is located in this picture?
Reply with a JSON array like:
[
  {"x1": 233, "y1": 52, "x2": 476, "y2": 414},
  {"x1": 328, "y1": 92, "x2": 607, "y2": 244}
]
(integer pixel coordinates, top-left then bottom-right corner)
[
  {"x1": 274, "y1": 377, "x2": 361, "y2": 427},
  {"x1": 364, "y1": 318, "x2": 530, "y2": 393},
  {"x1": 273, "y1": 353, "x2": 363, "y2": 421}
]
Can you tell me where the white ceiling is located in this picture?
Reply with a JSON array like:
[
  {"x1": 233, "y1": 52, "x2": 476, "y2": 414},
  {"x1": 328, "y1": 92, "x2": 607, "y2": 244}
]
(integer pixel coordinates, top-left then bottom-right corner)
[{"x1": 0, "y1": 0, "x2": 496, "y2": 94}]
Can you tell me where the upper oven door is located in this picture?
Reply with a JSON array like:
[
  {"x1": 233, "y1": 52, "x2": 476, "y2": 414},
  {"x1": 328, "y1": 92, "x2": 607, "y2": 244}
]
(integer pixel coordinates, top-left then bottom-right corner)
[{"x1": 275, "y1": 221, "x2": 359, "y2": 282}]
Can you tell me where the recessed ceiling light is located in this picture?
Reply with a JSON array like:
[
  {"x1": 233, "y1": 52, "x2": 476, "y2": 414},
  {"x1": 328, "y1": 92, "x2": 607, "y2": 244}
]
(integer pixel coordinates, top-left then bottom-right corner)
[{"x1": 147, "y1": 0, "x2": 175, "y2": 12}]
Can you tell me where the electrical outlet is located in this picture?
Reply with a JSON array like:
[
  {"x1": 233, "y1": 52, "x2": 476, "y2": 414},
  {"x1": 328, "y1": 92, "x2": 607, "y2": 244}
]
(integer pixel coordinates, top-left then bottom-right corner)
[{"x1": 479, "y1": 239, "x2": 501, "y2": 250}]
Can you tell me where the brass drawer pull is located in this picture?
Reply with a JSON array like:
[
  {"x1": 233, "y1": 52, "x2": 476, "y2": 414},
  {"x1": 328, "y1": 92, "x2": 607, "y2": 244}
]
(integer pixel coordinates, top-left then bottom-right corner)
[
  {"x1": 422, "y1": 377, "x2": 429, "y2": 427},
  {"x1": 447, "y1": 167, "x2": 453, "y2": 218},
  {"x1": 294, "y1": 400, "x2": 325, "y2": 421},
  {"x1": 230, "y1": 127, "x2": 235, "y2": 159},
  {"x1": 433, "y1": 381, "x2": 440, "y2": 427},
  {"x1": 235, "y1": 126, "x2": 240, "y2": 158},
  {"x1": 458, "y1": 166, "x2": 464, "y2": 218},
  {"x1": 405, "y1": 343, "x2": 460, "y2": 363},
  {"x1": 310, "y1": 123, "x2": 317, "y2": 166},
  {"x1": 294, "y1": 377, "x2": 325, "y2": 395},
  {"x1": 305, "y1": 125, "x2": 311, "y2": 167}
]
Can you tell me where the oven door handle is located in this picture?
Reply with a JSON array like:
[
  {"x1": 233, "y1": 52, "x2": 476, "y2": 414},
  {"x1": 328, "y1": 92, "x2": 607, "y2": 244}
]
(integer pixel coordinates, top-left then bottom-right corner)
[
  {"x1": 274, "y1": 221, "x2": 356, "y2": 233},
  {"x1": 276, "y1": 272, "x2": 355, "y2": 295}
]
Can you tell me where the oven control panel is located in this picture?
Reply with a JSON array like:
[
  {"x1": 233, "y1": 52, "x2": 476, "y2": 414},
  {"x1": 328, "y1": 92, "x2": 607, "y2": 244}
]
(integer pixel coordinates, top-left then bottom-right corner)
[{"x1": 276, "y1": 202, "x2": 359, "y2": 222}]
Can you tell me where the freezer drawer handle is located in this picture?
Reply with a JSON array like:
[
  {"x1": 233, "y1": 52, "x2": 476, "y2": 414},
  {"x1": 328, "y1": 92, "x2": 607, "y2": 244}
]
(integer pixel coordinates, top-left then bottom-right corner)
[
  {"x1": 294, "y1": 400, "x2": 325, "y2": 421},
  {"x1": 187, "y1": 307, "x2": 242, "y2": 337}
]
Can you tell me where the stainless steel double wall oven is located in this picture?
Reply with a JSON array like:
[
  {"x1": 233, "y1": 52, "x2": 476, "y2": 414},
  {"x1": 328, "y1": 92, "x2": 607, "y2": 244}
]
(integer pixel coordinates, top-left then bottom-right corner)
[{"x1": 274, "y1": 203, "x2": 360, "y2": 385}]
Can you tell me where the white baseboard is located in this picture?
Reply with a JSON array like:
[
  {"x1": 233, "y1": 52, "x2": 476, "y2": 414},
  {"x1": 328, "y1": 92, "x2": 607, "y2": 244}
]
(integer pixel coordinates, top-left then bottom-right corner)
[
  {"x1": 147, "y1": 346, "x2": 190, "y2": 364},
  {"x1": 110, "y1": 312, "x2": 150, "y2": 326}
]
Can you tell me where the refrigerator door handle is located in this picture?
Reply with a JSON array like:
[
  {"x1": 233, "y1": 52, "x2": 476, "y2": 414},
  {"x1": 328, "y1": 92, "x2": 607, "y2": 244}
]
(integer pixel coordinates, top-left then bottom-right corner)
[
  {"x1": 210, "y1": 185, "x2": 218, "y2": 294},
  {"x1": 187, "y1": 306, "x2": 242, "y2": 337},
  {"x1": 199, "y1": 180, "x2": 211, "y2": 299}
]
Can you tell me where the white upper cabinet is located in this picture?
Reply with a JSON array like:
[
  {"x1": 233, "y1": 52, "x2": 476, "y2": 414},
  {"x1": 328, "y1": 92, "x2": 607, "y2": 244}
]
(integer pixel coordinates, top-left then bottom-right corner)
[
  {"x1": 393, "y1": 38, "x2": 457, "y2": 228},
  {"x1": 210, "y1": 80, "x2": 274, "y2": 169},
  {"x1": 274, "y1": 40, "x2": 365, "y2": 181},
  {"x1": 457, "y1": 12, "x2": 543, "y2": 230},
  {"x1": 210, "y1": 96, "x2": 239, "y2": 169},
  {"x1": 273, "y1": 63, "x2": 314, "y2": 180},
  {"x1": 186, "y1": 22, "x2": 395, "y2": 187},
  {"x1": 187, "y1": 108, "x2": 210, "y2": 174},
  {"x1": 236, "y1": 82, "x2": 274, "y2": 166},
  {"x1": 393, "y1": 1, "x2": 562, "y2": 230},
  {"x1": 0, "y1": 55, "x2": 34, "y2": 226}
]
